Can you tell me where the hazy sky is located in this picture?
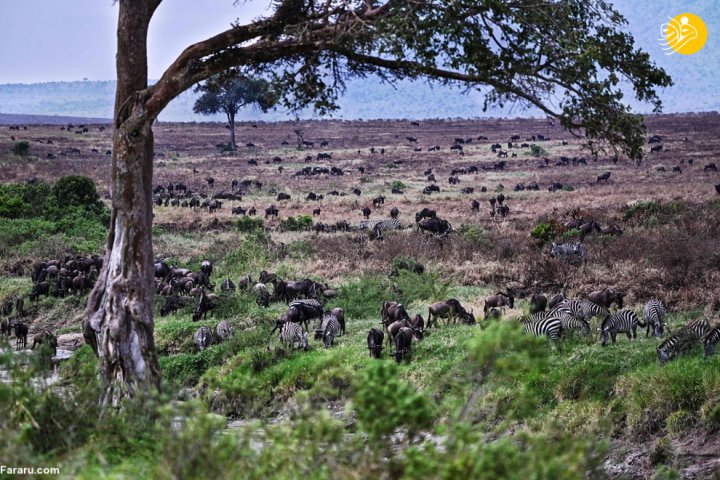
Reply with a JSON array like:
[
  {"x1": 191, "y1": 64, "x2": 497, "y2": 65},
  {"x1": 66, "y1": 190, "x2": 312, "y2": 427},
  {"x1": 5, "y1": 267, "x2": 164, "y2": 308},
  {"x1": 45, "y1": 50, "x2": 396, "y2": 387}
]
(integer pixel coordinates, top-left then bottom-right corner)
[{"x1": 0, "y1": 0, "x2": 271, "y2": 83}]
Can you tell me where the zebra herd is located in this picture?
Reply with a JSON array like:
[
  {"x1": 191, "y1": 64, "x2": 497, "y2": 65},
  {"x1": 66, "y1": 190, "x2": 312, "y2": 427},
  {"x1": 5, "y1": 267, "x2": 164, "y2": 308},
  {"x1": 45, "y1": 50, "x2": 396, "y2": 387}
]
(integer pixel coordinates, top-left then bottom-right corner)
[{"x1": 516, "y1": 295, "x2": 719, "y2": 364}]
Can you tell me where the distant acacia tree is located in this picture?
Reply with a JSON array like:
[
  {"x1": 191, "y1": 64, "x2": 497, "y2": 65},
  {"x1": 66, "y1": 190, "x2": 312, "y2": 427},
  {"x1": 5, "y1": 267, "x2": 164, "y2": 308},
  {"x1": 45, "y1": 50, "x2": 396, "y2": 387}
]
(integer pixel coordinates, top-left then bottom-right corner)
[
  {"x1": 85, "y1": 0, "x2": 671, "y2": 406},
  {"x1": 193, "y1": 74, "x2": 276, "y2": 151}
]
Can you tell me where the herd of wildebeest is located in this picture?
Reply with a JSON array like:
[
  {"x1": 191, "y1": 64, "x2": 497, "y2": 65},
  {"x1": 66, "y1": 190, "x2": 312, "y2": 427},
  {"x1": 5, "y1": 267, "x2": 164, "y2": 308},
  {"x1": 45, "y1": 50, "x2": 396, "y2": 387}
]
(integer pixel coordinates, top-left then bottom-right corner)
[
  {"x1": 3, "y1": 239, "x2": 719, "y2": 366},
  {"x1": 2, "y1": 125, "x2": 720, "y2": 369}
]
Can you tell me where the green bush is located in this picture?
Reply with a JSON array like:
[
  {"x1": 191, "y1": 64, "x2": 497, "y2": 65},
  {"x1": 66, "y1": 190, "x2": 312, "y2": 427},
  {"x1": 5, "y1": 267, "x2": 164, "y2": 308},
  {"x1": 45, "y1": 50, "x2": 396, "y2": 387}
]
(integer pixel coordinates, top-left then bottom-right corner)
[
  {"x1": 531, "y1": 222, "x2": 555, "y2": 244},
  {"x1": 458, "y1": 223, "x2": 493, "y2": 250},
  {"x1": 352, "y1": 362, "x2": 434, "y2": 441},
  {"x1": 391, "y1": 180, "x2": 406, "y2": 190},
  {"x1": 236, "y1": 216, "x2": 264, "y2": 233},
  {"x1": 530, "y1": 144, "x2": 547, "y2": 157},
  {"x1": 11, "y1": 141, "x2": 30, "y2": 156},
  {"x1": 279, "y1": 215, "x2": 313, "y2": 232},
  {"x1": 47, "y1": 175, "x2": 105, "y2": 218}
]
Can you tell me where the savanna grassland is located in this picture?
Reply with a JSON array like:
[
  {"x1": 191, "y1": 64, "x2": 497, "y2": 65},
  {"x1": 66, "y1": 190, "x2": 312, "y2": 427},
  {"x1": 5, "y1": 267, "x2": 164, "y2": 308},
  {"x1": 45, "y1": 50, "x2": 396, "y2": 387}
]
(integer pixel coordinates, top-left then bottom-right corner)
[{"x1": 1, "y1": 113, "x2": 719, "y2": 479}]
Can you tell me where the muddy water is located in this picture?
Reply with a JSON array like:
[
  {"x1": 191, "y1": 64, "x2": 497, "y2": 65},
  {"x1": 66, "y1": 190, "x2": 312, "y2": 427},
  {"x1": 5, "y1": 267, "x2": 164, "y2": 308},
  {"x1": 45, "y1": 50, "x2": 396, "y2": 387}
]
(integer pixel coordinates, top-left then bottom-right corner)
[{"x1": 0, "y1": 346, "x2": 74, "y2": 386}]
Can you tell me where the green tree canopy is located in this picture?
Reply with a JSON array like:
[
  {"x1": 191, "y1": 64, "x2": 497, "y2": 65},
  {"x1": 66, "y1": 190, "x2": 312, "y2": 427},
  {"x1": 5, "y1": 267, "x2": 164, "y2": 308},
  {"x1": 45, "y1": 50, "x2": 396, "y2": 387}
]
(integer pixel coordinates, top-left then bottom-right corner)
[{"x1": 193, "y1": 74, "x2": 277, "y2": 151}]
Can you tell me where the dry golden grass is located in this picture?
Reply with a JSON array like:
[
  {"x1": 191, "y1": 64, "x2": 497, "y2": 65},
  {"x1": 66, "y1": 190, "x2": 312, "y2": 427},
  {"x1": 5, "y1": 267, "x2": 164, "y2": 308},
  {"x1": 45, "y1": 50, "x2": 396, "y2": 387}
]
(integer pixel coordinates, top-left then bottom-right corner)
[{"x1": 1, "y1": 114, "x2": 719, "y2": 311}]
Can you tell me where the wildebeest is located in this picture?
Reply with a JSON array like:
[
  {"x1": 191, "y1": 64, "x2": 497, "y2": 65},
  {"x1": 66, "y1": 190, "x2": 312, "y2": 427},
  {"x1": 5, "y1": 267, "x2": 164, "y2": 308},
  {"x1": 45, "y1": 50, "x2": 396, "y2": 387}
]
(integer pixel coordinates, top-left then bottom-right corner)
[
  {"x1": 361, "y1": 207, "x2": 371, "y2": 219},
  {"x1": 588, "y1": 287, "x2": 624, "y2": 309},
  {"x1": 13, "y1": 322, "x2": 28, "y2": 350},
  {"x1": 704, "y1": 163, "x2": 717, "y2": 172},
  {"x1": 380, "y1": 301, "x2": 410, "y2": 328},
  {"x1": 427, "y1": 299, "x2": 475, "y2": 328},
  {"x1": 160, "y1": 295, "x2": 185, "y2": 316},
  {"x1": 418, "y1": 217, "x2": 452, "y2": 236},
  {"x1": 216, "y1": 320, "x2": 233, "y2": 342},
  {"x1": 471, "y1": 199, "x2": 480, "y2": 212},
  {"x1": 265, "y1": 205, "x2": 279, "y2": 218},
  {"x1": 29, "y1": 281, "x2": 50, "y2": 301},
  {"x1": 194, "y1": 326, "x2": 213, "y2": 352},
  {"x1": 221, "y1": 278, "x2": 236, "y2": 292},
  {"x1": 393, "y1": 327, "x2": 414, "y2": 363},
  {"x1": 390, "y1": 207, "x2": 399, "y2": 219},
  {"x1": 529, "y1": 293, "x2": 548, "y2": 314},
  {"x1": 596, "y1": 172, "x2": 611, "y2": 183},
  {"x1": 483, "y1": 293, "x2": 514, "y2": 316},
  {"x1": 367, "y1": 328, "x2": 384, "y2": 358},
  {"x1": 192, "y1": 289, "x2": 217, "y2": 321},
  {"x1": 32, "y1": 331, "x2": 58, "y2": 356},
  {"x1": 373, "y1": 195, "x2": 385, "y2": 208},
  {"x1": 415, "y1": 208, "x2": 436, "y2": 223}
]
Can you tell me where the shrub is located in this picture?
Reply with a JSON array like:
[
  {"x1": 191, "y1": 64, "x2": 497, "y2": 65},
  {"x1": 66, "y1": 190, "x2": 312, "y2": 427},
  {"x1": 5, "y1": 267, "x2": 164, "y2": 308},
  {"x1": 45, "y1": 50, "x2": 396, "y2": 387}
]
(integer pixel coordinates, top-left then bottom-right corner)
[
  {"x1": 391, "y1": 180, "x2": 406, "y2": 190},
  {"x1": 352, "y1": 362, "x2": 433, "y2": 442},
  {"x1": 48, "y1": 175, "x2": 105, "y2": 218},
  {"x1": 11, "y1": 141, "x2": 30, "y2": 156},
  {"x1": 531, "y1": 222, "x2": 555, "y2": 244},
  {"x1": 457, "y1": 224, "x2": 493, "y2": 250},
  {"x1": 236, "y1": 216, "x2": 264, "y2": 233},
  {"x1": 530, "y1": 144, "x2": 547, "y2": 157},
  {"x1": 279, "y1": 215, "x2": 313, "y2": 232}
]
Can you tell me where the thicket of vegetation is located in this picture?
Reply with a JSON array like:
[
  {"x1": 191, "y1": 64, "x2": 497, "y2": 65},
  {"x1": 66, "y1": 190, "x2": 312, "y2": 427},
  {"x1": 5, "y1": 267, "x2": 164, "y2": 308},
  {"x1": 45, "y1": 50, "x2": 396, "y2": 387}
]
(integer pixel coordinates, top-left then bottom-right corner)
[{"x1": 0, "y1": 176, "x2": 109, "y2": 264}]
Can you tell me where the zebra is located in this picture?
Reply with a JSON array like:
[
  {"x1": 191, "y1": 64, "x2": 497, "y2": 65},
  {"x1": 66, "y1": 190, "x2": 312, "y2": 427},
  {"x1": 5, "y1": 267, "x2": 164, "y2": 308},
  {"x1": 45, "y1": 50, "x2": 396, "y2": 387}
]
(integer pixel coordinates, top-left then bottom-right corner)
[
  {"x1": 216, "y1": 320, "x2": 233, "y2": 341},
  {"x1": 685, "y1": 317, "x2": 710, "y2": 339},
  {"x1": 560, "y1": 315, "x2": 591, "y2": 337},
  {"x1": 518, "y1": 313, "x2": 562, "y2": 342},
  {"x1": 315, "y1": 313, "x2": 341, "y2": 348},
  {"x1": 643, "y1": 299, "x2": 666, "y2": 337},
  {"x1": 289, "y1": 298, "x2": 324, "y2": 330},
  {"x1": 355, "y1": 219, "x2": 401, "y2": 231},
  {"x1": 550, "y1": 241, "x2": 586, "y2": 261},
  {"x1": 579, "y1": 300, "x2": 609, "y2": 322},
  {"x1": 600, "y1": 310, "x2": 645, "y2": 346},
  {"x1": 703, "y1": 324, "x2": 720, "y2": 358},
  {"x1": 280, "y1": 322, "x2": 309, "y2": 351},
  {"x1": 657, "y1": 327, "x2": 700, "y2": 364},
  {"x1": 253, "y1": 282, "x2": 270, "y2": 307}
]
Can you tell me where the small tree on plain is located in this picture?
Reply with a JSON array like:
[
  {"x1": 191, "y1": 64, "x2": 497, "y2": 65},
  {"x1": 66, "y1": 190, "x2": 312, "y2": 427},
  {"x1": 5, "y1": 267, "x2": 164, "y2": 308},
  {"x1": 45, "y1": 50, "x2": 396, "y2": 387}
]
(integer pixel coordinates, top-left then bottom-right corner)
[{"x1": 193, "y1": 74, "x2": 276, "y2": 151}]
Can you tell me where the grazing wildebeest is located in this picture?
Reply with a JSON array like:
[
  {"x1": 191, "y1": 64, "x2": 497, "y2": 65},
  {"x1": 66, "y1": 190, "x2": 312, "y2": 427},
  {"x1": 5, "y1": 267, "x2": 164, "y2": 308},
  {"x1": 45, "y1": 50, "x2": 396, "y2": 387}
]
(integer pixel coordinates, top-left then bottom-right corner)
[
  {"x1": 427, "y1": 299, "x2": 474, "y2": 328},
  {"x1": 529, "y1": 293, "x2": 548, "y2": 314},
  {"x1": 578, "y1": 220, "x2": 601, "y2": 239},
  {"x1": 704, "y1": 163, "x2": 717, "y2": 172},
  {"x1": 380, "y1": 301, "x2": 410, "y2": 328},
  {"x1": 471, "y1": 199, "x2": 480, "y2": 212},
  {"x1": 390, "y1": 207, "x2": 399, "y2": 219},
  {"x1": 415, "y1": 208, "x2": 436, "y2": 223},
  {"x1": 715, "y1": 184, "x2": 720, "y2": 195},
  {"x1": 313, "y1": 208, "x2": 321, "y2": 217},
  {"x1": 221, "y1": 278, "x2": 236, "y2": 292},
  {"x1": 29, "y1": 282, "x2": 50, "y2": 301},
  {"x1": 32, "y1": 331, "x2": 58, "y2": 356},
  {"x1": 483, "y1": 293, "x2": 514, "y2": 316},
  {"x1": 596, "y1": 172, "x2": 611, "y2": 183},
  {"x1": 237, "y1": 274, "x2": 252, "y2": 290},
  {"x1": 160, "y1": 295, "x2": 184, "y2": 316},
  {"x1": 361, "y1": 207, "x2": 371, "y2": 219},
  {"x1": 216, "y1": 320, "x2": 233, "y2": 342},
  {"x1": 373, "y1": 195, "x2": 385, "y2": 208},
  {"x1": 418, "y1": 217, "x2": 452, "y2": 236},
  {"x1": 192, "y1": 289, "x2": 217, "y2": 321},
  {"x1": 367, "y1": 328, "x2": 384, "y2": 358},
  {"x1": 194, "y1": 326, "x2": 213, "y2": 352},
  {"x1": 588, "y1": 288, "x2": 624, "y2": 309},
  {"x1": 393, "y1": 327, "x2": 414, "y2": 363},
  {"x1": 601, "y1": 224, "x2": 623, "y2": 236},
  {"x1": 265, "y1": 205, "x2": 279, "y2": 218}
]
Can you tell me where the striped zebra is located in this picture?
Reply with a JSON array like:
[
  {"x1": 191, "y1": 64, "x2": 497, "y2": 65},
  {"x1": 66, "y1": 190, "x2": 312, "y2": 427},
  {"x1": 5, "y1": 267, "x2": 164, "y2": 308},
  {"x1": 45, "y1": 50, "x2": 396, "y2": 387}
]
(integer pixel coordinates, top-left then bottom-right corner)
[
  {"x1": 355, "y1": 219, "x2": 401, "y2": 231},
  {"x1": 559, "y1": 300, "x2": 607, "y2": 323},
  {"x1": 643, "y1": 299, "x2": 666, "y2": 338},
  {"x1": 600, "y1": 310, "x2": 645, "y2": 346},
  {"x1": 280, "y1": 322, "x2": 309, "y2": 351},
  {"x1": 315, "y1": 313, "x2": 341, "y2": 348},
  {"x1": 518, "y1": 313, "x2": 562, "y2": 342},
  {"x1": 560, "y1": 315, "x2": 591, "y2": 337},
  {"x1": 704, "y1": 324, "x2": 720, "y2": 358},
  {"x1": 657, "y1": 327, "x2": 699, "y2": 364},
  {"x1": 685, "y1": 318, "x2": 710, "y2": 339}
]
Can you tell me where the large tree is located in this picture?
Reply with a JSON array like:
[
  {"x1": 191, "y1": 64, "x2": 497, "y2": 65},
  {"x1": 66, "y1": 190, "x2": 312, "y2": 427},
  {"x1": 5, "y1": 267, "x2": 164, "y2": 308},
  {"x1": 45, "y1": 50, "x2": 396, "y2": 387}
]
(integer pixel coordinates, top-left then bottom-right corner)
[
  {"x1": 84, "y1": 0, "x2": 671, "y2": 405},
  {"x1": 193, "y1": 74, "x2": 277, "y2": 151}
]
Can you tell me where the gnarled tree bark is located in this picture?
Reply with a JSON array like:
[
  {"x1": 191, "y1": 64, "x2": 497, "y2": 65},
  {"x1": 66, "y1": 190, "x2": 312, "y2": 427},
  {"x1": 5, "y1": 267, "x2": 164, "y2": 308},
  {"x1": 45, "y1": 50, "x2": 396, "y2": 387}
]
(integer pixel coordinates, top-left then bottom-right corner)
[{"x1": 83, "y1": 0, "x2": 161, "y2": 406}]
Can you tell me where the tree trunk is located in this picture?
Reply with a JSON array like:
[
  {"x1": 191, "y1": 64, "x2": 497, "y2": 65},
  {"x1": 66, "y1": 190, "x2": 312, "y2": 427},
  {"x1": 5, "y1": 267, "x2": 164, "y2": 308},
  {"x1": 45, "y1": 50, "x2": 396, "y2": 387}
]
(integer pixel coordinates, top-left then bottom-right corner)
[
  {"x1": 83, "y1": 0, "x2": 161, "y2": 407},
  {"x1": 227, "y1": 111, "x2": 237, "y2": 151}
]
